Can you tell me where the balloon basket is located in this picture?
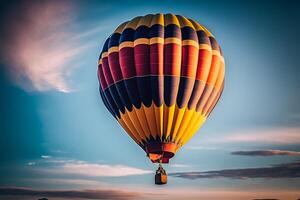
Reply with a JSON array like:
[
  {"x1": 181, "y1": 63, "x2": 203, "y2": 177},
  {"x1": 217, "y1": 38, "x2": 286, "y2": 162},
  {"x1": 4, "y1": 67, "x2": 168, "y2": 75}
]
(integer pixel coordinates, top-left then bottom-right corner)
[
  {"x1": 155, "y1": 173, "x2": 167, "y2": 185},
  {"x1": 155, "y1": 164, "x2": 167, "y2": 185}
]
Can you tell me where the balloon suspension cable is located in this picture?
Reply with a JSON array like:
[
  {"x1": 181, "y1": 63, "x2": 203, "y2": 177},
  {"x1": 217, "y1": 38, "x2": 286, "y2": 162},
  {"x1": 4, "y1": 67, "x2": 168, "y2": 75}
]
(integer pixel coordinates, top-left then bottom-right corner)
[{"x1": 156, "y1": 158, "x2": 165, "y2": 174}]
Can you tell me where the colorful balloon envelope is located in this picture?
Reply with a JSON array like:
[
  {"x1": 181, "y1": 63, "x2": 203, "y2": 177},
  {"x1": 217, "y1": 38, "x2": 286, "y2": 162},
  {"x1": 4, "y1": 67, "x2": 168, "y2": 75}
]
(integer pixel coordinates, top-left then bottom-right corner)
[{"x1": 98, "y1": 13, "x2": 224, "y2": 165}]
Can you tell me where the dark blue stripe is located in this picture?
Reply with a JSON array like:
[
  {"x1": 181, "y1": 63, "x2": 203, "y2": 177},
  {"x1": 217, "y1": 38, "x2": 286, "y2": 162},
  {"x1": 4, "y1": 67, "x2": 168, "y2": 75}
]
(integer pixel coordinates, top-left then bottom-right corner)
[
  {"x1": 108, "y1": 33, "x2": 121, "y2": 48},
  {"x1": 103, "y1": 88, "x2": 120, "y2": 118},
  {"x1": 197, "y1": 30, "x2": 210, "y2": 44},
  {"x1": 102, "y1": 38, "x2": 110, "y2": 53},
  {"x1": 135, "y1": 25, "x2": 150, "y2": 39},
  {"x1": 176, "y1": 77, "x2": 195, "y2": 108},
  {"x1": 181, "y1": 26, "x2": 198, "y2": 41},
  {"x1": 151, "y1": 76, "x2": 163, "y2": 107},
  {"x1": 100, "y1": 87, "x2": 115, "y2": 118},
  {"x1": 115, "y1": 81, "x2": 133, "y2": 111},
  {"x1": 209, "y1": 37, "x2": 220, "y2": 50},
  {"x1": 107, "y1": 85, "x2": 125, "y2": 114},
  {"x1": 136, "y1": 76, "x2": 152, "y2": 107},
  {"x1": 124, "y1": 78, "x2": 142, "y2": 108},
  {"x1": 164, "y1": 76, "x2": 180, "y2": 106},
  {"x1": 150, "y1": 24, "x2": 164, "y2": 38},
  {"x1": 164, "y1": 24, "x2": 181, "y2": 38},
  {"x1": 120, "y1": 28, "x2": 135, "y2": 43}
]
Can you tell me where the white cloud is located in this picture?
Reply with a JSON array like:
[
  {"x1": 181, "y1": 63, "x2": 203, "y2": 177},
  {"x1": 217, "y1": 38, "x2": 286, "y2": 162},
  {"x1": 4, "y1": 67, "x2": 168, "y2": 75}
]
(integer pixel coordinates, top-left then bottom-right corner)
[
  {"x1": 33, "y1": 158, "x2": 151, "y2": 177},
  {"x1": 202, "y1": 127, "x2": 300, "y2": 145},
  {"x1": 169, "y1": 164, "x2": 190, "y2": 168},
  {"x1": 27, "y1": 162, "x2": 36, "y2": 166},
  {"x1": 0, "y1": 1, "x2": 101, "y2": 93},
  {"x1": 41, "y1": 155, "x2": 51, "y2": 159},
  {"x1": 57, "y1": 162, "x2": 151, "y2": 177}
]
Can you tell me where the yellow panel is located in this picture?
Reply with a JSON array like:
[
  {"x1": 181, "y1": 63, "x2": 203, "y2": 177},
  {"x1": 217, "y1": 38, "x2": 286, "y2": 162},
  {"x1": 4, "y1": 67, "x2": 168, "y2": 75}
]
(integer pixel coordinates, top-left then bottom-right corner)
[
  {"x1": 150, "y1": 37, "x2": 164, "y2": 45},
  {"x1": 133, "y1": 106, "x2": 151, "y2": 139},
  {"x1": 164, "y1": 13, "x2": 180, "y2": 26},
  {"x1": 118, "y1": 111, "x2": 142, "y2": 143},
  {"x1": 164, "y1": 37, "x2": 181, "y2": 45},
  {"x1": 174, "y1": 108, "x2": 199, "y2": 144},
  {"x1": 176, "y1": 15, "x2": 195, "y2": 29},
  {"x1": 182, "y1": 40, "x2": 199, "y2": 48},
  {"x1": 119, "y1": 41, "x2": 134, "y2": 50},
  {"x1": 163, "y1": 104, "x2": 176, "y2": 140},
  {"x1": 137, "y1": 14, "x2": 153, "y2": 27},
  {"x1": 142, "y1": 104, "x2": 158, "y2": 139},
  {"x1": 125, "y1": 109, "x2": 147, "y2": 141},
  {"x1": 154, "y1": 103, "x2": 164, "y2": 139},
  {"x1": 125, "y1": 16, "x2": 142, "y2": 29},
  {"x1": 180, "y1": 114, "x2": 206, "y2": 146},
  {"x1": 114, "y1": 21, "x2": 128, "y2": 34},
  {"x1": 189, "y1": 19, "x2": 204, "y2": 31},
  {"x1": 108, "y1": 46, "x2": 119, "y2": 55},
  {"x1": 170, "y1": 105, "x2": 186, "y2": 141},
  {"x1": 150, "y1": 13, "x2": 164, "y2": 26},
  {"x1": 189, "y1": 19, "x2": 214, "y2": 37},
  {"x1": 134, "y1": 38, "x2": 149, "y2": 46}
]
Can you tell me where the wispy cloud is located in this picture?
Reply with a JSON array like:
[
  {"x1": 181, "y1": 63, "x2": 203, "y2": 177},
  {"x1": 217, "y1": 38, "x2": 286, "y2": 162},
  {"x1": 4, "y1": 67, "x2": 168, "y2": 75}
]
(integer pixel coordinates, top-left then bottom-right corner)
[
  {"x1": 204, "y1": 127, "x2": 300, "y2": 145},
  {"x1": 169, "y1": 164, "x2": 190, "y2": 168},
  {"x1": 0, "y1": 187, "x2": 140, "y2": 200},
  {"x1": 55, "y1": 162, "x2": 152, "y2": 177},
  {"x1": 231, "y1": 150, "x2": 300, "y2": 156},
  {"x1": 0, "y1": 1, "x2": 100, "y2": 92},
  {"x1": 41, "y1": 155, "x2": 52, "y2": 159},
  {"x1": 27, "y1": 162, "x2": 36, "y2": 166},
  {"x1": 170, "y1": 161, "x2": 300, "y2": 179},
  {"x1": 29, "y1": 158, "x2": 151, "y2": 177}
]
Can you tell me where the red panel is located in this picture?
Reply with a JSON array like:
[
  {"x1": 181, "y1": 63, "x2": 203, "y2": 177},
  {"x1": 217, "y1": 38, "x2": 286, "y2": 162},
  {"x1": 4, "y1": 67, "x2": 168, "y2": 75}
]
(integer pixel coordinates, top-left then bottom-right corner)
[
  {"x1": 196, "y1": 49, "x2": 212, "y2": 80},
  {"x1": 102, "y1": 57, "x2": 114, "y2": 86},
  {"x1": 108, "y1": 52, "x2": 123, "y2": 82},
  {"x1": 181, "y1": 45, "x2": 198, "y2": 77},
  {"x1": 164, "y1": 43, "x2": 181, "y2": 76},
  {"x1": 134, "y1": 44, "x2": 150, "y2": 76},
  {"x1": 119, "y1": 47, "x2": 136, "y2": 79},
  {"x1": 150, "y1": 43, "x2": 164, "y2": 75},
  {"x1": 98, "y1": 64, "x2": 108, "y2": 90}
]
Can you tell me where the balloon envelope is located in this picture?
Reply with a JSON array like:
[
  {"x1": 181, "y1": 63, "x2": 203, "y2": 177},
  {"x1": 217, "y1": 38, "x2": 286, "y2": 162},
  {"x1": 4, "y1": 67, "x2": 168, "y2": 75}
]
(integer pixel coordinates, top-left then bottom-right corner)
[{"x1": 98, "y1": 13, "x2": 225, "y2": 163}]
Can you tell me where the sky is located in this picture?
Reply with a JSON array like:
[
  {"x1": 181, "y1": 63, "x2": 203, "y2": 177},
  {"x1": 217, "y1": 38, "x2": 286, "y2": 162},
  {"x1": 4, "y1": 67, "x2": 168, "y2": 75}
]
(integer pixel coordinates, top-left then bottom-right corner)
[{"x1": 0, "y1": 0, "x2": 300, "y2": 199}]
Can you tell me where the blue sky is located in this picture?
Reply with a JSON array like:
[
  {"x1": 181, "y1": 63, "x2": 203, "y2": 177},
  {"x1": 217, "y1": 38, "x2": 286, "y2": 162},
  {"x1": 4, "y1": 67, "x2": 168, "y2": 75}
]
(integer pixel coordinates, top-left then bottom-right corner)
[{"x1": 0, "y1": 0, "x2": 300, "y2": 199}]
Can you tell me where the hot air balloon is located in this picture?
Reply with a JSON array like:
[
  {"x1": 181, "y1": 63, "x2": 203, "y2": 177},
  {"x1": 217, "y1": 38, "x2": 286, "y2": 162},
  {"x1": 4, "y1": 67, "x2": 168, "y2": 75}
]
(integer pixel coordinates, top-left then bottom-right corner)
[{"x1": 97, "y1": 13, "x2": 225, "y2": 184}]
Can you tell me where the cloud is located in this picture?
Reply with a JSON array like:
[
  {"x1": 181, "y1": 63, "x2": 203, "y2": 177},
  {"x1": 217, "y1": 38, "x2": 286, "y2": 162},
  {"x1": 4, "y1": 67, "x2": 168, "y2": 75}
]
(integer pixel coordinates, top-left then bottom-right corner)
[
  {"x1": 169, "y1": 164, "x2": 190, "y2": 168},
  {"x1": 231, "y1": 150, "x2": 300, "y2": 156},
  {"x1": 41, "y1": 155, "x2": 52, "y2": 159},
  {"x1": 0, "y1": 1, "x2": 96, "y2": 92},
  {"x1": 56, "y1": 162, "x2": 152, "y2": 177},
  {"x1": 29, "y1": 158, "x2": 151, "y2": 177},
  {"x1": 170, "y1": 161, "x2": 300, "y2": 179},
  {"x1": 0, "y1": 187, "x2": 140, "y2": 200},
  {"x1": 27, "y1": 162, "x2": 36, "y2": 166},
  {"x1": 205, "y1": 127, "x2": 300, "y2": 145}
]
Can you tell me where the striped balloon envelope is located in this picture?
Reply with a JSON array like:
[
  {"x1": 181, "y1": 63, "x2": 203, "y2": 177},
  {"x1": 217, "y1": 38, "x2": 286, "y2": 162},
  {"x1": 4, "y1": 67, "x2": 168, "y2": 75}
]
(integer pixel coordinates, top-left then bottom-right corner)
[{"x1": 98, "y1": 13, "x2": 225, "y2": 164}]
